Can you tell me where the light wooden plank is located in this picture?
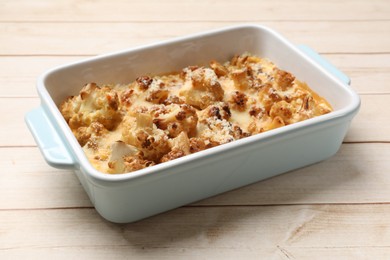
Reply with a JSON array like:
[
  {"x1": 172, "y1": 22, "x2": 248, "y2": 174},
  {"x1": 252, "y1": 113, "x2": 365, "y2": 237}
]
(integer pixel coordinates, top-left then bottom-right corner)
[
  {"x1": 344, "y1": 94, "x2": 390, "y2": 142},
  {"x1": 0, "y1": 98, "x2": 39, "y2": 146},
  {"x1": 1, "y1": 205, "x2": 390, "y2": 258},
  {"x1": 1, "y1": 0, "x2": 389, "y2": 22},
  {"x1": 1, "y1": 247, "x2": 390, "y2": 260},
  {"x1": 0, "y1": 56, "x2": 82, "y2": 97},
  {"x1": 2, "y1": 0, "x2": 388, "y2": 258},
  {"x1": 1, "y1": 21, "x2": 390, "y2": 55},
  {"x1": 0, "y1": 147, "x2": 91, "y2": 209},
  {"x1": 196, "y1": 143, "x2": 390, "y2": 205},
  {"x1": 1, "y1": 54, "x2": 389, "y2": 97},
  {"x1": 1, "y1": 144, "x2": 390, "y2": 209},
  {"x1": 325, "y1": 54, "x2": 390, "y2": 95},
  {"x1": 2, "y1": 94, "x2": 388, "y2": 147}
]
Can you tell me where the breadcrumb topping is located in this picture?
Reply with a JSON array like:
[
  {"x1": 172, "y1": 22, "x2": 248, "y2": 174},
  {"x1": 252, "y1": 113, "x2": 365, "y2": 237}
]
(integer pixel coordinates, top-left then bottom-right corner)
[{"x1": 60, "y1": 53, "x2": 332, "y2": 174}]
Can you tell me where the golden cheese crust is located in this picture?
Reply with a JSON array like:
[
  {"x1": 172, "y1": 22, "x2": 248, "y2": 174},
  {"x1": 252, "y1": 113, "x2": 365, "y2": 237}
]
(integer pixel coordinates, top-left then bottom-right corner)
[{"x1": 60, "y1": 53, "x2": 333, "y2": 174}]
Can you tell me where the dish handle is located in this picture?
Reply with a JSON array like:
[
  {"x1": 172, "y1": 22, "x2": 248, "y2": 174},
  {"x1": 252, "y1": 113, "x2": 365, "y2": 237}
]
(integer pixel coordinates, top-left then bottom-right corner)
[
  {"x1": 25, "y1": 106, "x2": 75, "y2": 169},
  {"x1": 297, "y1": 45, "x2": 351, "y2": 85}
]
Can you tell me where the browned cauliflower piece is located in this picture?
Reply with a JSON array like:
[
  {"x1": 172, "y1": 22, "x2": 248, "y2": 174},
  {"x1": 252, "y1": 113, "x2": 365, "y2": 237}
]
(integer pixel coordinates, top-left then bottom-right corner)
[
  {"x1": 122, "y1": 154, "x2": 155, "y2": 172},
  {"x1": 230, "y1": 53, "x2": 250, "y2": 67},
  {"x1": 274, "y1": 69, "x2": 295, "y2": 91},
  {"x1": 258, "y1": 84, "x2": 283, "y2": 113},
  {"x1": 60, "y1": 83, "x2": 121, "y2": 130},
  {"x1": 160, "y1": 132, "x2": 191, "y2": 163},
  {"x1": 230, "y1": 68, "x2": 251, "y2": 90},
  {"x1": 189, "y1": 137, "x2": 208, "y2": 153},
  {"x1": 107, "y1": 141, "x2": 138, "y2": 173},
  {"x1": 144, "y1": 79, "x2": 169, "y2": 104},
  {"x1": 151, "y1": 104, "x2": 198, "y2": 138},
  {"x1": 106, "y1": 140, "x2": 155, "y2": 173},
  {"x1": 108, "y1": 155, "x2": 154, "y2": 174},
  {"x1": 74, "y1": 121, "x2": 108, "y2": 147},
  {"x1": 121, "y1": 109, "x2": 170, "y2": 162},
  {"x1": 210, "y1": 60, "x2": 228, "y2": 77},
  {"x1": 163, "y1": 95, "x2": 185, "y2": 105},
  {"x1": 291, "y1": 93, "x2": 332, "y2": 123},
  {"x1": 269, "y1": 100, "x2": 296, "y2": 125},
  {"x1": 120, "y1": 88, "x2": 136, "y2": 107},
  {"x1": 179, "y1": 67, "x2": 224, "y2": 109},
  {"x1": 199, "y1": 102, "x2": 231, "y2": 122},
  {"x1": 136, "y1": 76, "x2": 153, "y2": 90},
  {"x1": 248, "y1": 105, "x2": 265, "y2": 118},
  {"x1": 197, "y1": 115, "x2": 249, "y2": 147},
  {"x1": 228, "y1": 91, "x2": 248, "y2": 111}
]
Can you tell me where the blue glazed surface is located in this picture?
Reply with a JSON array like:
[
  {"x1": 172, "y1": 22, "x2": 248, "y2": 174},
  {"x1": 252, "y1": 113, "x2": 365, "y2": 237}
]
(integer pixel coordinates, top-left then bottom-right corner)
[
  {"x1": 298, "y1": 45, "x2": 351, "y2": 85},
  {"x1": 25, "y1": 106, "x2": 74, "y2": 168},
  {"x1": 24, "y1": 24, "x2": 360, "y2": 222}
]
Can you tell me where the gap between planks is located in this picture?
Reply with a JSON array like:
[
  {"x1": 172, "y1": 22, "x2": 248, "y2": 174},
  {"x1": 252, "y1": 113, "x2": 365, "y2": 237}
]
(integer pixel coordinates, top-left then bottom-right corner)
[
  {"x1": 2, "y1": 21, "x2": 390, "y2": 55},
  {"x1": 2, "y1": 19, "x2": 390, "y2": 23},
  {"x1": 4, "y1": 201, "x2": 390, "y2": 212}
]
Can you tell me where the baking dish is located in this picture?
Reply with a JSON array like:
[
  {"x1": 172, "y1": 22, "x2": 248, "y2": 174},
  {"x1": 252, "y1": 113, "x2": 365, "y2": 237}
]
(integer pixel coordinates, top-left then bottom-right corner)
[{"x1": 25, "y1": 24, "x2": 360, "y2": 223}]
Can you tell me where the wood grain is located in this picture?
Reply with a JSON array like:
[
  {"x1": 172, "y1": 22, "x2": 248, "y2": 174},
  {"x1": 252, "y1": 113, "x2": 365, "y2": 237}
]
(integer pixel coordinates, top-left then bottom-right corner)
[
  {"x1": 1, "y1": 21, "x2": 390, "y2": 55},
  {"x1": 1, "y1": 0, "x2": 389, "y2": 22},
  {"x1": 1, "y1": 205, "x2": 390, "y2": 258},
  {"x1": 1, "y1": 143, "x2": 389, "y2": 210},
  {"x1": 344, "y1": 94, "x2": 390, "y2": 142},
  {"x1": 1, "y1": 0, "x2": 389, "y2": 257},
  {"x1": 0, "y1": 98, "x2": 39, "y2": 146}
]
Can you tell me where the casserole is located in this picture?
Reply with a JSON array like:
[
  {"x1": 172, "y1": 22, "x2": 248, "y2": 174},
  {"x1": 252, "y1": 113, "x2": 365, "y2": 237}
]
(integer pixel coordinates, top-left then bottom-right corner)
[{"x1": 25, "y1": 24, "x2": 360, "y2": 223}]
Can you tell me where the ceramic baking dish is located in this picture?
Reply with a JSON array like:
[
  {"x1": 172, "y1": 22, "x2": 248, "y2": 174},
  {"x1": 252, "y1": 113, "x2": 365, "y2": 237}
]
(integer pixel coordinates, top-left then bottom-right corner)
[{"x1": 26, "y1": 24, "x2": 360, "y2": 223}]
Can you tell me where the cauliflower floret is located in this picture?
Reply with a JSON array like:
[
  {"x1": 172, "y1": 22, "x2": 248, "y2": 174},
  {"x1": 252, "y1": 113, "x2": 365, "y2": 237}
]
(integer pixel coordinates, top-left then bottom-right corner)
[
  {"x1": 269, "y1": 100, "x2": 296, "y2": 125},
  {"x1": 199, "y1": 102, "x2": 231, "y2": 122},
  {"x1": 228, "y1": 91, "x2": 248, "y2": 111},
  {"x1": 230, "y1": 68, "x2": 251, "y2": 90},
  {"x1": 179, "y1": 67, "x2": 224, "y2": 109},
  {"x1": 160, "y1": 132, "x2": 191, "y2": 163},
  {"x1": 258, "y1": 84, "x2": 283, "y2": 113},
  {"x1": 274, "y1": 69, "x2": 295, "y2": 91},
  {"x1": 197, "y1": 116, "x2": 249, "y2": 147},
  {"x1": 189, "y1": 137, "x2": 208, "y2": 153},
  {"x1": 106, "y1": 141, "x2": 155, "y2": 173},
  {"x1": 74, "y1": 121, "x2": 108, "y2": 147},
  {"x1": 60, "y1": 83, "x2": 121, "y2": 130},
  {"x1": 210, "y1": 60, "x2": 228, "y2": 77},
  {"x1": 151, "y1": 103, "x2": 198, "y2": 138},
  {"x1": 122, "y1": 154, "x2": 155, "y2": 172},
  {"x1": 230, "y1": 53, "x2": 250, "y2": 67},
  {"x1": 248, "y1": 105, "x2": 265, "y2": 118},
  {"x1": 136, "y1": 76, "x2": 153, "y2": 90},
  {"x1": 163, "y1": 95, "x2": 185, "y2": 105},
  {"x1": 121, "y1": 110, "x2": 170, "y2": 162},
  {"x1": 144, "y1": 79, "x2": 169, "y2": 104},
  {"x1": 120, "y1": 88, "x2": 136, "y2": 107},
  {"x1": 108, "y1": 153, "x2": 155, "y2": 174}
]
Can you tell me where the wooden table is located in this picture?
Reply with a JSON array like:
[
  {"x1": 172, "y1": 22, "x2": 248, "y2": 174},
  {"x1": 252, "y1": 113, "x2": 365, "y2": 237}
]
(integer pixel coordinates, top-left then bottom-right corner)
[{"x1": 1, "y1": 0, "x2": 389, "y2": 258}]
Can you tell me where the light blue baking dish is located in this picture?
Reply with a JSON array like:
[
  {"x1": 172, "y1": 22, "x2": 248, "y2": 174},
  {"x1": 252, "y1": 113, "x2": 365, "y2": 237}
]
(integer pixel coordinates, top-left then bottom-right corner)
[{"x1": 25, "y1": 24, "x2": 360, "y2": 223}]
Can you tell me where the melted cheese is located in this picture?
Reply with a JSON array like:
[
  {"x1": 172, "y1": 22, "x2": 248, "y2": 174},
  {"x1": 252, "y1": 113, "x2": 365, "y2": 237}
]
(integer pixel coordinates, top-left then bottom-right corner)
[{"x1": 60, "y1": 53, "x2": 333, "y2": 174}]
